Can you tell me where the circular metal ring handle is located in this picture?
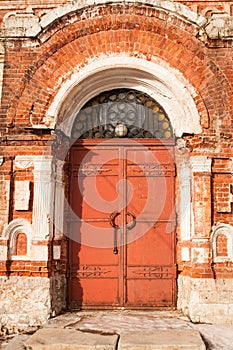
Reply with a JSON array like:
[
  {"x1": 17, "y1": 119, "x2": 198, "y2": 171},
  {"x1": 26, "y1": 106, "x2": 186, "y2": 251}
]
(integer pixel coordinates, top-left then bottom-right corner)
[
  {"x1": 126, "y1": 211, "x2": 136, "y2": 230},
  {"x1": 109, "y1": 211, "x2": 120, "y2": 228}
]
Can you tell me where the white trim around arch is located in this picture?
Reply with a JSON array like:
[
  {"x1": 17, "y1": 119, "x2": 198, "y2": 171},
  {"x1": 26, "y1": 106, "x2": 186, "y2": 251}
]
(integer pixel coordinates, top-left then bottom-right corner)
[
  {"x1": 47, "y1": 56, "x2": 202, "y2": 138},
  {"x1": 3, "y1": 218, "x2": 32, "y2": 260}
]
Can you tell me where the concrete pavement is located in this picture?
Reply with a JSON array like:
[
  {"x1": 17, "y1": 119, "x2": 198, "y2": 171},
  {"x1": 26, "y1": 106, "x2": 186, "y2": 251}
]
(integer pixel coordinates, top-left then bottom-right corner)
[{"x1": 2, "y1": 310, "x2": 233, "y2": 349}]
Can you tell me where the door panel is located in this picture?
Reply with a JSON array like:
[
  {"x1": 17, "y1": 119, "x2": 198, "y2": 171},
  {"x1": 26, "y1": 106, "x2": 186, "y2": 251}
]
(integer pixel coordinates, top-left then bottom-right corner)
[
  {"x1": 126, "y1": 223, "x2": 174, "y2": 266},
  {"x1": 125, "y1": 145, "x2": 175, "y2": 306},
  {"x1": 71, "y1": 149, "x2": 120, "y2": 219},
  {"x1": 69, "y1": 146, "x2": 122, "y2": 308},
  {"x1": 126, "y1": 279, "x2": 175, "y2": 306},
  {"x1": 69, "y1": 142, "x2": 176, "y2": 308},
  {"x1": 126, "y1": 223, "x2": 176, "y2": 306},
  {"x1": 70, "y1": 275, "x2": 120, "y2": 306}
]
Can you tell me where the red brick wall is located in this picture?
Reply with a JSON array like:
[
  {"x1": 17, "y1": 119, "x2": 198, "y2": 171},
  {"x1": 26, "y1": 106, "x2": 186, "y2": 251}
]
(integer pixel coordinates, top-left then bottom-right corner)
[
  {"x1": 0, "y1": 1, "x2": 232, "y2": 281},
  {"x1": 1, "y1": 6, "x2": 232, "y2": 131}
]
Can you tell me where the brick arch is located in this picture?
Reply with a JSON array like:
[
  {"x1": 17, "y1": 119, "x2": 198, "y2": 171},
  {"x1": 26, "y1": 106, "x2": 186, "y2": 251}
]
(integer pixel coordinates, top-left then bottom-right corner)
[
  {"x1": 33, "y1": 0, "x2": 206, "y2": 40},
  {"x1": 211, "y1": 223, "x2": 233, "y2": 263},
  {"x1": 3, "y1": 218, "x2": 32, "y2": 259},
  {"x1": 47, "y1": 58, "x2": 202, "y2": 137},
  {"x1": 4, "y1": 5, "x2": 231, "y2": 135}
]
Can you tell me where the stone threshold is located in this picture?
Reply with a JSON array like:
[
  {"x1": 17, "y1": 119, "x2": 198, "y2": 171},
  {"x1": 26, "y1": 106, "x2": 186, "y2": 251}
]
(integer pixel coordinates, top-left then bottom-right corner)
[{"x1": 6, "y1": 327, "x2": 206, "y2": 350}]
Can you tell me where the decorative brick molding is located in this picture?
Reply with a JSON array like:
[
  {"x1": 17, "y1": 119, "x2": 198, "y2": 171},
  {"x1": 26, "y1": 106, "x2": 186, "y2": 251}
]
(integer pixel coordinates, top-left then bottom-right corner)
[
  {"x1": 190, "y1": 156, "x2": 212, "y2": 240},
  {"x1": 211, "y1": 223, "x2": 233, "y2": 263},
  {"x1": 14, "y1": 156, "x2": 34, "y2": 170},
  {"x1": 2, "y1": 9, "x2": 40, "y2": 38},
  {"x1": 205, "y1": 12, "x2": 233, "y2": 39},
  {"x1": 2, "y1": 218, "x2": 32, "y2": 260},
  {"x1": 2, "y1": 1, "x2": 233, "y2": 42},
  {"x1": 14, "y1": 156, "x2": 55, "y2": 241},
  {"x1": 0, "y1": 1, "x2": 207, "y2": 39},
  {"x1": 32, "y1": 156, "x2": 54, "y2": 240}
]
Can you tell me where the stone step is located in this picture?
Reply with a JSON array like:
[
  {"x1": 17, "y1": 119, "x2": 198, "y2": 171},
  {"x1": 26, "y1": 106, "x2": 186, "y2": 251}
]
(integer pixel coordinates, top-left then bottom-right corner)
[
  {"x1": 118, "y1": 330, "x2": 206, "y2": 349},
  {"x1": 24, "y1": 328, "x2": 119, "y2": 350},
  {"x1": 22, "y1": 328, "x2": 206, "y2": 350}
]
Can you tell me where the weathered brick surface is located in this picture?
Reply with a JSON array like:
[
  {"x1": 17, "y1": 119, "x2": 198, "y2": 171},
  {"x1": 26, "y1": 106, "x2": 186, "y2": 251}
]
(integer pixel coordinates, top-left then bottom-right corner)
[
  {"x1": 0, "y1": 0, "x2": 233, "y2": 327},
  {"x1": 178, "y1": 275, "x2": 233, "y2": 324},
  {"x1": 0, "y1": 275, "x2": 66, "y2": 330}
]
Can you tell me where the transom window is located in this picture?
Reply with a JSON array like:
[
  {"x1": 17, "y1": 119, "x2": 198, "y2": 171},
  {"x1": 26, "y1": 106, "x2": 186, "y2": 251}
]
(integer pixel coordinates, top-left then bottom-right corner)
[{"x1": 71, "y1": 89, "x2": 173, "y2": 139}]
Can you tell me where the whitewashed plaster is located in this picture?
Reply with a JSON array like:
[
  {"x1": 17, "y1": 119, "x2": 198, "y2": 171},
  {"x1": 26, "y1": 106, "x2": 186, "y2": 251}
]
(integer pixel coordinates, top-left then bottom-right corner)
[
  {"x1": 0, "y1": 43, "x2": 4, "y2": 105},
  {"x1": 190, "y1": 156, "x2": 212, "y2": 241},
  {"x1": 14, "y1": 180, "x2": 30, "y2": 211},
  {"x1": 176, "y1": 155, "x2": 212, "y2": 244},
  {"x1": 53, "y1": 159, "x2": 65, "y2": 240},
  {"x1": 53, "y1": 245, "x2": 61, "y2": 260},
  {"x1": 2, "y1": 0, "x2": 233, "y2": 41},
  {"x1": 179, "y1": 163, "x2": 192, "y2": 241},
  {"x1": 39, "y1": 0, "x2": 206, "y2": 32},
  {"x1": 32, "y1": 156, "x2": 54, "y2": 240},
  {"x1": 14, "y1": 156, "x2": 34, "y2": 170},
  {"x1": 181, "y1": 247, "x2": 190, "y2": 262},
  {"x1": 30, "y1": 244, "x2": 48, "y2": 261},
  {"x1": 191, "y1": 246, "x2": 209, "y2": 264},
  {"x1": 14, "y1": 155, "x2": 55, "y2": 241},
  {"x1": 190, "y1": 156, "x2": 212, "y2": 173},
  {"x1": 2, "y1": 0, "x2": 205, "y2": 39}
]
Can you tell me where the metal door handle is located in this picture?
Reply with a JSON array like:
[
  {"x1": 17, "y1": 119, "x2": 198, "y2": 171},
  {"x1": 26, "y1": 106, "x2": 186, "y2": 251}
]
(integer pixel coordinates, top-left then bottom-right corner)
[
  {"x1": 109, "y1": 211, "x2": 120, "y2": 254},
  {"x1": 126, "y1": 211, "x2": 136, "y2": 230},
  {"x1": 109, "y1": 211, "x2": 120, "y2": 228}
]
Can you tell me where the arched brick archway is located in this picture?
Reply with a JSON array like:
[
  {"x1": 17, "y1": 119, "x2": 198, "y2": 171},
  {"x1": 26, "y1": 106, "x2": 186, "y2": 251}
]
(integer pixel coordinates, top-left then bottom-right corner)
[
  {"x1": 48, "y1": 57, "x2": 202, "y2": 137},
  {"x1": 67, "y1": 88, "x2": 177, "y2": 308},
  {"x1": 3, "y1": 0, "x2": 232, "y2": 135}
]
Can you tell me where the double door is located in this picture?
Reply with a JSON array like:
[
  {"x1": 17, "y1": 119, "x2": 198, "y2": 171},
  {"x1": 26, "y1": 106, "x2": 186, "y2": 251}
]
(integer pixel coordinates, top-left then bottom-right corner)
[{"x1": 68, "y1": 140, "x2": 176, "y2": 308}]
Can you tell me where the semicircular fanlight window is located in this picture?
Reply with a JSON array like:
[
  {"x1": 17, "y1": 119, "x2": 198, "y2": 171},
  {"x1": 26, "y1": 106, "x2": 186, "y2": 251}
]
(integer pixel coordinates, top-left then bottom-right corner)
[{"x1": 71, "y1": 89, "x2": 173, "y2": 139}]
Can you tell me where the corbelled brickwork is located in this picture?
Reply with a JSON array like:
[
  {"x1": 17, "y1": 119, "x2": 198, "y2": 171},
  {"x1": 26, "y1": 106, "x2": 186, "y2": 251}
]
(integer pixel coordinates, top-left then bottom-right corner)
[{"x1": 0, "y1": 0, "x2": 233, "y2": 330}]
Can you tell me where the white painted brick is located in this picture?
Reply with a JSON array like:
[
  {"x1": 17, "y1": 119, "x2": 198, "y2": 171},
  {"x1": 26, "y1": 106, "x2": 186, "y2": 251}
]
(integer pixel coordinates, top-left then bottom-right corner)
[
  {"x1": 191, "y1": 247, "x2": 209, "y2": 263},
  {"x1": 14, "y1": 180, "x2": 30, "y2": 211},
  {"x1": 181, "y1": 247, "x2": 190, "y2": 261},
  {"x1": 31, "y1": 245, "x2": 48, "y2": 261},
  {"x1": 53, "y1": 245, "x2": 61, "y2": 260},
  {"x1": 0, "y1": 246, "x2": 7, "y2": 260}
]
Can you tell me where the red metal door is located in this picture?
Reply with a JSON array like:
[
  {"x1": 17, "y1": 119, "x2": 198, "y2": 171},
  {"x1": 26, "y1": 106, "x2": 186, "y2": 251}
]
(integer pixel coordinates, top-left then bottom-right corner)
[{"x1": 68, "y1": 140, "x2": 176, "y2": 308}]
